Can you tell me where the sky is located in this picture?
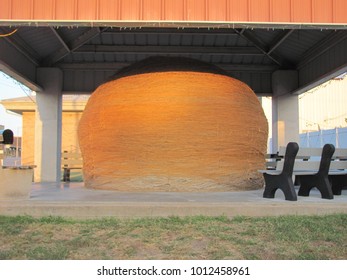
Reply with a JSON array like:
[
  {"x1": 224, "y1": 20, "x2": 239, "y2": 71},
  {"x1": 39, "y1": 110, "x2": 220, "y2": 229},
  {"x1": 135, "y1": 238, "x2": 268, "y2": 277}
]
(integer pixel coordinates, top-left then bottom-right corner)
[{"x1": 0, "y1": 72, "x2": 30, "y2": 136}]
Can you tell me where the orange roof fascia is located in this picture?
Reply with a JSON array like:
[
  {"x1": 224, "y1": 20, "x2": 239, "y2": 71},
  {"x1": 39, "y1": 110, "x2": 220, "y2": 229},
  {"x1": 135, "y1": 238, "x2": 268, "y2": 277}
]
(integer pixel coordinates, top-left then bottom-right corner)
[{"x1": 0, "y1": 0, "x2": 346, "y2": 25}]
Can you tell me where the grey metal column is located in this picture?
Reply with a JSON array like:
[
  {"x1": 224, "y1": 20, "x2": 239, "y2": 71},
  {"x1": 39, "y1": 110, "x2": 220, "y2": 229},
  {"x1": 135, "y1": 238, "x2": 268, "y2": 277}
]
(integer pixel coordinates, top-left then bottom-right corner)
[
  {"x1": 272, "y1": 70, "x2": 299, "y2": 152},
  {"x1": 34, "y1": 68, "x2": 63, "y2": 182}
]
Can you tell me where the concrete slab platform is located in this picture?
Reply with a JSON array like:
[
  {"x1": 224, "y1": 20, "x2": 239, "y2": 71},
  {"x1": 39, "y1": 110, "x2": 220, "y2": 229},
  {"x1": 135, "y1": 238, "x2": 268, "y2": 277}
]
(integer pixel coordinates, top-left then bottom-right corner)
[{"x1": 0, "y1": 182, "x2": 346, "y2": 219}]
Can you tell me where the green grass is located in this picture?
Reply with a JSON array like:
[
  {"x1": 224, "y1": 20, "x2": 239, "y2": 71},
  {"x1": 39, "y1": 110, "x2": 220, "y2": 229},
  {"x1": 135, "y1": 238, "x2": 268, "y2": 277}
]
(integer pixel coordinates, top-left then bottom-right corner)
[{"x1": 0, "y1": 214, "x2": 346, "y2": 260}]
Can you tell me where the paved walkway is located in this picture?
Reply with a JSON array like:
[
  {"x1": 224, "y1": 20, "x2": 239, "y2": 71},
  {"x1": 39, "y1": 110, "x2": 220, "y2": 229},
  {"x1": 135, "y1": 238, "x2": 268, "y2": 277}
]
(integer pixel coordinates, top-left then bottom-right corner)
[{"x1": 0, "y1": 182, "x2": 346, "y2": 219}]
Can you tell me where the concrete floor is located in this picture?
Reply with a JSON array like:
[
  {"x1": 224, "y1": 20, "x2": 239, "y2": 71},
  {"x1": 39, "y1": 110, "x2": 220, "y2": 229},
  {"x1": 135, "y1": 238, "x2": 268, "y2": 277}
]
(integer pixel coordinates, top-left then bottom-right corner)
[{"x1": 0, "y1": 182, "x2": 347, "y2": 219}]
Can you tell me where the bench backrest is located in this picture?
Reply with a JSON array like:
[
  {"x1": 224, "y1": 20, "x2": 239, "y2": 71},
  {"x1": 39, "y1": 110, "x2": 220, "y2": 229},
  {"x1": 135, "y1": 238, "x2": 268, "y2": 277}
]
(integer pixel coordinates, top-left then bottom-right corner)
[
  {"x1": 279, "y1": 146, "x2": 321, "y2": 158},
  {"x1": 276, "y1": 144, "x2": 336, "y2": 172},
  {"x1": 329, "y1": 148, "x2": 347, "y2": 169},
  {"x1": 61, "y1": 151, "x2": 83, "y2": 168},
  {"x1": 265, "y1": 145, "x2": 313, "y2": 169},
  {"x1": 267, "y1": 142, "x2": 298, "y2": 173},
  {"x1": 277, "y1": 146, "x2": 318, "y2": 171},
  {"x1": 265, "y1": 154, "x2": 278, "y2": 169},
  {"x1": 332, "y1": 148, "x2": 347, "y2": 160}
]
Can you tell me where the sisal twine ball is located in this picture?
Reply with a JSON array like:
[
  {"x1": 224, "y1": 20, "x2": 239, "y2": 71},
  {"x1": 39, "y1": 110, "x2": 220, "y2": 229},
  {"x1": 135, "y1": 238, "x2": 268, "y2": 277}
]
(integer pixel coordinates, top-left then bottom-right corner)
[{"x1": 78, "y1": 59, "x2": 268, "y2": 192}]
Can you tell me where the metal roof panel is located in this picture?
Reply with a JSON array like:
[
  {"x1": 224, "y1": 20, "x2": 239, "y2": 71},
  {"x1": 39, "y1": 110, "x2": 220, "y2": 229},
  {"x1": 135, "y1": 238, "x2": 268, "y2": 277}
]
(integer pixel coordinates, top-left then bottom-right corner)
[
  {"x1": 275, "y1": 30, "x2": 332, "y2": 63},
  {"x1": 2, "y1": 0, "x2": 347, "y2": 25},
  {"x1": 16, "y1": 27, "x2": 61, "y2": 58}
]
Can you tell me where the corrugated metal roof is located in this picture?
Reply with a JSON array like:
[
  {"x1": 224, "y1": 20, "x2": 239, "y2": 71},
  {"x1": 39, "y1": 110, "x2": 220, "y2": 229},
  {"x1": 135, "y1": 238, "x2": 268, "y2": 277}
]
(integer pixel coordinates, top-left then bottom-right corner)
[
  {"x1": 56, "y1": 27, "x2": 92, "y2": 44},
  {"x1": 1, "y1": 20, "x2": 347, "y2": 95},
  {"x1": 89, "y1": 31, "x2": 251, "y2": 47},
  {"x1": 276, "y1": 30, "x2": 332, "y2": 64},
  {"x1": 57, "y1": 28, "x2": 272, "y2": 68},
  {"x1": 16, "y1": 27, "x2": 61, "y2": 57},
  {"x1": 1, "y1": 0, "x2": 347, "y2": 25}
]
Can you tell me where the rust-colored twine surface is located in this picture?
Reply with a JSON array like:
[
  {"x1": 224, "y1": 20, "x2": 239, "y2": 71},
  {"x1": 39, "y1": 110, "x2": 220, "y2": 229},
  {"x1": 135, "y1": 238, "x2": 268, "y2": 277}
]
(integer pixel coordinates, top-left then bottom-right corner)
[{"x1": 78, "y1": 71, "x2": 268, "y2": 192}]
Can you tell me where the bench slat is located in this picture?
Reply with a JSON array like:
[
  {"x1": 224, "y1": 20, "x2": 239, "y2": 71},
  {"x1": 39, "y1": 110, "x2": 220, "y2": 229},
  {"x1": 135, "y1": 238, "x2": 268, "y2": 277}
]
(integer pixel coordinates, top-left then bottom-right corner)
[
  {"x1": 332, "y1": 148, "x2": 347, "y2": 159},
  {"x1": 265, "y1": 155, "x2": 347, "y2": 172},
  {"x1": 279, "y1": 146, "x2": 325, "y2": 157},
  {"x1": 280, "y1": 146, "x2": 347, "y2": 158},
  {"x1": 61, "y1": 153, "x2": 82, "y2": 158},
  {"x1": 293, "y1": 170, "x2": 319, "y2": 175},
  {"x1": 276, "y1": 160, "x2": 320, "y2": 171},
  {"x1": 61, "y1": 159, "x2": 83, "y2": 165},
  {"x1": 297, "y1": 148, "x2": 325, "y2": 157},
  {"x1": 329, "y1": 170, "x2": 347, "y2": 175},
  {"x1": 329, "y1": 161, "x2": 347, "y2": 169},
  {"x1": 258, "y1": 169, "x2": 281, "y2": 175}
]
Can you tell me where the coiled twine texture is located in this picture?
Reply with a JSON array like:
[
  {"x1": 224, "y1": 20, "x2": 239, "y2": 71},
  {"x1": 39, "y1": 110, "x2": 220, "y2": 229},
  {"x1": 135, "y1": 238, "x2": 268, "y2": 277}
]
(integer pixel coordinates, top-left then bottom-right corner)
[{"x1": 78, "y1": 72, "x2": 268, "y2": 191}]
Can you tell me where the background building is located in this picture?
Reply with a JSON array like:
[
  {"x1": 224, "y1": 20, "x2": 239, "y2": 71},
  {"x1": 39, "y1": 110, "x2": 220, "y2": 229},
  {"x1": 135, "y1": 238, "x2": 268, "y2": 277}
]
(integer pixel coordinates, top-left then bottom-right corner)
[
  {"x1": 0, "y1": 95, "x2": 89, "y2": 165},
  {"x1": 299, "y1": 73, "x2": 347, "y2": 132},
  {"x1": 263, "y1": 73, "x2": 347, "y2": 150}
]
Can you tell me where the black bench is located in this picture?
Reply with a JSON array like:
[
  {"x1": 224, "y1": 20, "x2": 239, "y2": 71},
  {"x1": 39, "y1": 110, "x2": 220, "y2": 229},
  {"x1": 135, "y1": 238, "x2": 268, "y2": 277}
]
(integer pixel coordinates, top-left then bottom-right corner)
[
  {"x1": 259, "y1": 142, "x2": 299, "y2": 201},
  {"x1": 259, "y1": 143, "x2": 336, "y2": 201},
  {"x1": 328, "y1": 148, "x2": 347, "y2": 195},
  {"x1": 294, "y1": 144, "x2": 335, "y2": 199}
]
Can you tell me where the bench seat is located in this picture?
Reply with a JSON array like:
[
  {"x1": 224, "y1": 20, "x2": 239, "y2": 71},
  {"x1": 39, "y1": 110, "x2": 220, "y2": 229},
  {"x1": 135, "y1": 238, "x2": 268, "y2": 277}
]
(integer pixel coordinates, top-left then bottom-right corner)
[{"x1": 259, "y1": 169, "x2": 346, "y2": 176}]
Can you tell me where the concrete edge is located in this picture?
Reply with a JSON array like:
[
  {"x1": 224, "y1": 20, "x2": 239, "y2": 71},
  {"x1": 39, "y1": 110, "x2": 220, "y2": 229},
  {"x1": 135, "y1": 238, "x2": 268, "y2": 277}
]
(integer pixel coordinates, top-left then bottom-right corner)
[{"x1": 1, "y1": 201, "x2": 347, "y2": 219}]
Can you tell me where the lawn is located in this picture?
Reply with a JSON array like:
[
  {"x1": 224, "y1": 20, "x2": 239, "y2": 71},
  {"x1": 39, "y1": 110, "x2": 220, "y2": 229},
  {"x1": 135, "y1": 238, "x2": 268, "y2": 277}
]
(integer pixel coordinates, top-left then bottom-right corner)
[{"x1": 0, "y1": 214, "x2": 346, "y2": 260}]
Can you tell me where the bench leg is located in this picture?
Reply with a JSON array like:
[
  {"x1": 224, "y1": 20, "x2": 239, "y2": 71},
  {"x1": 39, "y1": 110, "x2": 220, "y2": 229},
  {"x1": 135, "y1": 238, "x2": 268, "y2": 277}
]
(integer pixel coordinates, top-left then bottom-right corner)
[
  {"x1": 263, "y1": 174, "x2": 297, "y2": 201},
  {"x1": 294, "y1": 175, "x2": 301, "y2": 186},
  {"x1": 298, "y1": 175, "x2": 333, "y2": 199},
  {"x1": 63, "y1": 168, "x2": 71, "y2": 182},
  {"x1": 318, "y1": 177, "x2": 334, "y2": 199},
  {"x1": 297, "y1": 176, "x2": 311, "y2": 197},
  {"x1": 66, "y1": 169, "x2": 70, "y2": 182},
  {"x1": 281, "y1": 176, "x2": 298, "y2": 201},
  {"x1": 332, "y1": 184, "x2": 342, "y2": 196},
  {"x1": 330, "y1": 175, "x2": 346, "y2": 195}
]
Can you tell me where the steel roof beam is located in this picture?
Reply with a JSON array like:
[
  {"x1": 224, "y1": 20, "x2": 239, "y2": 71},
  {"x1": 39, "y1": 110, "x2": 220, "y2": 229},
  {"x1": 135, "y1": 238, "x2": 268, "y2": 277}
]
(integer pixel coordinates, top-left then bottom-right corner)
[
  {"x1": 234, "y1": 28, "x2": 293, "y2": 67},
  {"x1": 0, "y1": 41, "x2": 42, "y2": 91},
  {"x1": 102, "y1": 28, "x2": 238, "y2": 36},
  {"x1": 221, "y1": 64, "x2": 279, "y2": 72},
  {"x1": 57, "y1": 62, "x2": 278, "y2": 72},
  {"x1": 57, "y1": 62, "x2": 128, "y2": 70},
  {"x1": 43, "y1": 27, "x2": 106, "y2": 66},
  {"x1": 267, "y1": 29, "x2": 295, "y2": 55},
  {"x1": 74, "y1": 45, "x2": 263, "y2": 55},
  {"x1": 50, "y1": 27, "x2": 70, "y2": 52},
  {"x1": 0, "y1": 27, "x2": 40, "y2": 66},
  {"x1": 298, "y1": 30, "x2": 347, "y2": 69}
]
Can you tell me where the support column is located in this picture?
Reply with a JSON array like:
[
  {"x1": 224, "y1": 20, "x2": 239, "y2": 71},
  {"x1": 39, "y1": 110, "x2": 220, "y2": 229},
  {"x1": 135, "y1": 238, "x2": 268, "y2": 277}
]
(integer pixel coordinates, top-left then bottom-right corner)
[
  {"x1": 34, "y1": 68, "x2": 63, "y2": 182},
  {"x1": 272, "y1": 70, "x2": 299, "y2": 152}
]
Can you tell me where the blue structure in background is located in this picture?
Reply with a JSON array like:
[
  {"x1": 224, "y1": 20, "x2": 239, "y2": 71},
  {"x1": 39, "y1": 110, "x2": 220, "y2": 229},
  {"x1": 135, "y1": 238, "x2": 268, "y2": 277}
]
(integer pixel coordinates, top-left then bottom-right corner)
[
  {"x1": 268, "y1": 127, "x2": 347, "y2": 152},
  {"x1": 300, "y1": 127, "x2": 347, "y2": 148}
]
